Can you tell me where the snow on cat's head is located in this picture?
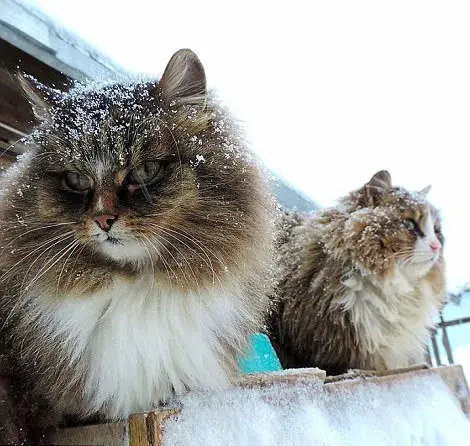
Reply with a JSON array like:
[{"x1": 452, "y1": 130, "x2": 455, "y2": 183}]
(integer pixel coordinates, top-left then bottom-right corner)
[{"x1": 340, "y1": 170, "x2": 444, "y2": 279}]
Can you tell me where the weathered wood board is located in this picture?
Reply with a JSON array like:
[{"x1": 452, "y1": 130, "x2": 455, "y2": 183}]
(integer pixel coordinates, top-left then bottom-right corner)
[{"x1": 43, "y1": 364, "x2": 469, "y2": 446}]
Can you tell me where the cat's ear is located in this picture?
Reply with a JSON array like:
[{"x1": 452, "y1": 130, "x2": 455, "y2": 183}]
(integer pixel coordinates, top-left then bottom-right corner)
[
  {"x1": 159, "y1": 49, "x2": 207, "y2": 108},
  {"x1": 366, "y1": 170, "x2": 392, "y2": 191},
  {"x1": 417, "y1": 185, "x2": 432, "y2": 197},
  {"x1": 17, "y1": 73, "x2": 57, "y2": 123},
  {"x1": 362, "y1": 170, "x2": 392, "y2": 205}
]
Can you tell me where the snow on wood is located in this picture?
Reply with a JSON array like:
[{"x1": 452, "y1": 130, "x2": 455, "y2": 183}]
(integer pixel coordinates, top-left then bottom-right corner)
[{"x1": 42, "y1": 365, "x2": 470, "y2": 446}]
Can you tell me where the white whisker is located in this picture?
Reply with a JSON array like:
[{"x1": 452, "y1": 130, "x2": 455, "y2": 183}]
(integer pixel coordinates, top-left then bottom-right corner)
[
  {"x1": 56, "y1": 241, "x2": 82, "y2": 294},
  {"x1": 1, "y1": 231, "x2": 75, "y2": 282},
  {"x1": 4, "y1": 222, "x2": 76, "y2": 248}
]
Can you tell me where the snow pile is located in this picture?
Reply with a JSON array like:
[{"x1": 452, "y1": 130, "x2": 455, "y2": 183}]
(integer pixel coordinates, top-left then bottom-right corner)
[{"x1": 163, "y1": 375, "x2": 470, "y2": 446}]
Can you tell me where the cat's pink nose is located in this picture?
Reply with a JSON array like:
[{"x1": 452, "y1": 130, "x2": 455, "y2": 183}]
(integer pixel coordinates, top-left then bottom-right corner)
[
  {"x1": 94, "y1": 214, "x2": 118, "y2": 232},
  {"x1": 430, "y1": 241, "x2": 440, "y2": 253}
]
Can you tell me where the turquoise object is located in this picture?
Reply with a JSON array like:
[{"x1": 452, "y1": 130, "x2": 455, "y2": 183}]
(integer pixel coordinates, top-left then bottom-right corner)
[{"x1": 238, "y1": 333, "x2": 283, "y2": 374}]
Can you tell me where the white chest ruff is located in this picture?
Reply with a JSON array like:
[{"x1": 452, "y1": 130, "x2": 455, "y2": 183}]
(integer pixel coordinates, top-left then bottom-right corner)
[
  {"x1": 337, "y1": 268, "x2": 440, "y2": 369},
  {"x1": 29, "y1": 277, "x2": 246, "y2": 419}
]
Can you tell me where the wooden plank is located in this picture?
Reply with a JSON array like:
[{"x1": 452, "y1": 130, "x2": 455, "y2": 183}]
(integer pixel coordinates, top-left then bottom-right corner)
[
  {"x1": 42, "y1": 421, "x2": 128, "y2": 446},
  {"x1": 146, "y1": 409, "x2": 181, "y2": 446},
  {"x1": 433, "y1": 364, "x2": 470, "y2": 416},
  {"x1": 42, "y1": 365, "x2": 470, "y2": 445},
  {"x1": 128, "y1": 413, "x2": 149, "y2": 446},
  {"x1": 146, "y1": 365, "x2": 469, "y2": 445},
  {"x1": 324, "y1": 364, "x2": 470, "y2": 418},
  {"x1": 323, "y1": 363, "x2": 430, "y2": 383},
  {"x1": 234, "y1": 367, "x2": 326, "y2": 388}
]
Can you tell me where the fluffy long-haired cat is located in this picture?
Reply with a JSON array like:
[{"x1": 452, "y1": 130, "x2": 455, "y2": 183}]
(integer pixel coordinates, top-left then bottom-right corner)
[
  {"x1": 0, "y1": 49, "x2": 274, "y2": 442},
  {"x1": 269, "y1": 170, "x2": 446, "y2": 376}
]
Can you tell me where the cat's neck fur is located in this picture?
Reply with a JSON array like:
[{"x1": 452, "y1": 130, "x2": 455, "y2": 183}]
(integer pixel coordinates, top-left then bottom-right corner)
[
  {"x1": 335, "y1": 264, "x2": 441, "y2": 369},
  {"x1": 17, "y1": 274, "x2": 250, "y2": 420}
]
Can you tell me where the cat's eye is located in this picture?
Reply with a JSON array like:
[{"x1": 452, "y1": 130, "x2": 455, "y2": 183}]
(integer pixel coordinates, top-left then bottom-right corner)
[
  {"x1": 403, "y1": 219, "x2": 417, "y2": 231},
  {"x1": 61, "y1": 171, "x2": 92, "y2": 192},
  {"x1": 126, "y1": 161, "x2": 162, "y2": 185}
]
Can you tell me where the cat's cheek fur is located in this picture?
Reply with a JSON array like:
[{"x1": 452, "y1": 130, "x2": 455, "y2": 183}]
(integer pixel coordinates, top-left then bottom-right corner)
[{"x1": 21, "y1": 277, "x2": 247, "y2": 420}]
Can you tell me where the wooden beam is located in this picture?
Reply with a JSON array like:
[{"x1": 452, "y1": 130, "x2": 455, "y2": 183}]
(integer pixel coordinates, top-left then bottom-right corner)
[
  {"x1": 128, "y1": 414, "x2": 149, "y2": 446},
  {"x1": 43, "y1": 365, "x2": 469, "y2": 445},
  {"x1": 41, "y1": 422, "x2": 128, "y2": 445}
]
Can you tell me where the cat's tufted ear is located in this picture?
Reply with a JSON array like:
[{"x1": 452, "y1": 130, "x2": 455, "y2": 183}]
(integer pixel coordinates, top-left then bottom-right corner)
[
  {"x1": 17, "y1": 73, "x2": 59, "y2": 124},
  {"x1": 417, "y1": 185, "x2": 432, "y2": 197},
  {"x1": 366, "y1": 170, "x2": 392, "y2": 191},
  {"x1": 362, "y1": 170, "x2": 392, "y2": 206},
  {"x1": 159, "y1": 49, "x2": 207, "y2": 108}
]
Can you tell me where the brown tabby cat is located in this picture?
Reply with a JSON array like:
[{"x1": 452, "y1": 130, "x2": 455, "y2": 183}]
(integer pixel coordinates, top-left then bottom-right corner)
[
  {"x1": 0, "y1": 49, "x2": 274, "y2": 443},
  {"x1": 269, "y1": 170, "x2": 446, "y2": 376}
]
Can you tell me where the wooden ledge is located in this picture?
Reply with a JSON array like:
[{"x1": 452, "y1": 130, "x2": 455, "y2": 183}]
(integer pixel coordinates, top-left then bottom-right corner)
[{"x1": 43, "y1": 364, "x2": 469, "y2": 445}]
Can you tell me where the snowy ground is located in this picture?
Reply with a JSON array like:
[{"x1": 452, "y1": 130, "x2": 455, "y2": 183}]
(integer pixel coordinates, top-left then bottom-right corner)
[{"x1": 163, "y1": 375, "x2": 470, "y2": 446}]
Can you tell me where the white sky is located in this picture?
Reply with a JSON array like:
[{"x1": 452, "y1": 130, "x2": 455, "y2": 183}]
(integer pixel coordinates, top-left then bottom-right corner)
[{"x1": 29, "y1": 0, "x2": 470, "y2": 290}]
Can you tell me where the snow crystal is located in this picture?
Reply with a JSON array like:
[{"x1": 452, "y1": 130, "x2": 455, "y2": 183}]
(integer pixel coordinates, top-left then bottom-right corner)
[
  {"x1": 190, "y1": 155, "x2": 206, "y2": 169},
  {"x1": 15, "y1": 213, "x2": 27, "y2": 227},
  {"x1": 162, "y1": 375, "x2": 470, "y2": 446}
]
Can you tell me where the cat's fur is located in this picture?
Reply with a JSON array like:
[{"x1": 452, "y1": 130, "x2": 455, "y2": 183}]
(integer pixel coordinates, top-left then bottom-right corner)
[
  {"x1": 0, "y1": 49, "x2": 274, "y2": 442},
  {"x1": 269, "y1": 170, "x2": 446, "y2": 376}
]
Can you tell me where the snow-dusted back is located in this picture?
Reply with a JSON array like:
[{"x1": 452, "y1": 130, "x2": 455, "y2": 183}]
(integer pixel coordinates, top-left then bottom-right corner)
[{"x1": 163, "y1": 376, "x2": 470, "y2": 446}]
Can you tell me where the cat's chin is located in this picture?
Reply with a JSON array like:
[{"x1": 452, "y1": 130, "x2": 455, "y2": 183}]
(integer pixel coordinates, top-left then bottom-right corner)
[{"x1": 95, "y1": 238, "x2": 148, "y2": 263}]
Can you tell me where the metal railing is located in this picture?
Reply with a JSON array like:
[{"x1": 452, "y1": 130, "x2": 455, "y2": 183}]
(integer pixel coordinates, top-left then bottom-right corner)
[{"x1": 427, "y1": 312, "x2": 470, "y2": 367}]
